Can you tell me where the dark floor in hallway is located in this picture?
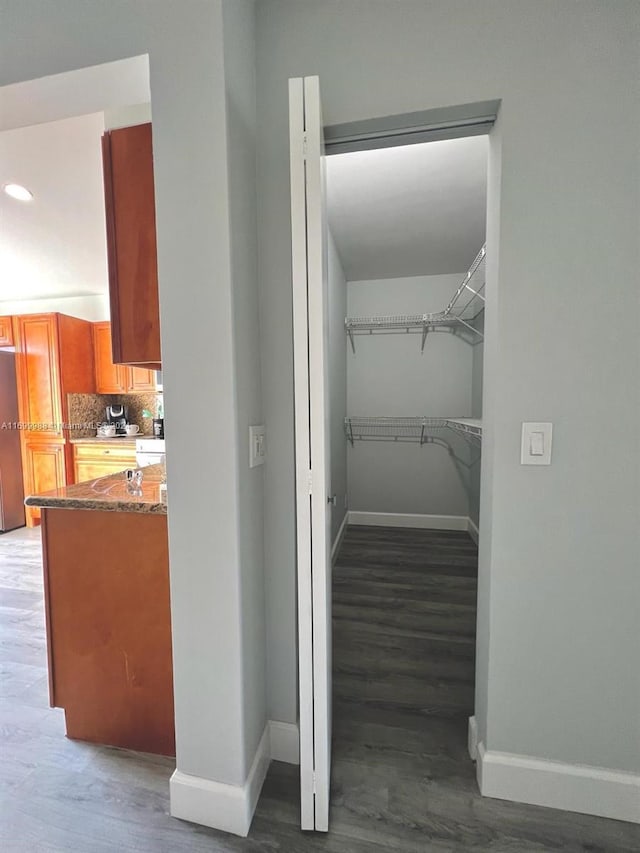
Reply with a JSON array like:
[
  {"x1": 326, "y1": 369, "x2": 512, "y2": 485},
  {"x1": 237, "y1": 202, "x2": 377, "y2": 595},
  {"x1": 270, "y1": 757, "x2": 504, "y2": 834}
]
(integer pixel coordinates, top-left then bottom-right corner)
[{"x1": 0, "y1": 524, "x2": 637, "y2": 852}]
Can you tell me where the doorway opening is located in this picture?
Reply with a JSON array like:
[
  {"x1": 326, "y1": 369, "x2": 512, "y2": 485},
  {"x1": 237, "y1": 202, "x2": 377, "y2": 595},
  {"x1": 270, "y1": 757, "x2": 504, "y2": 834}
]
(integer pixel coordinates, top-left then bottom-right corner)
[
  {"x1": 328, "y1": 133, "x2": 487, "y2": 827},
  {"x1": 0, "y1": 56, "x2": 175, "y2": 759},
  {"x1": 290, "y1": 78, "x2": 490, "y2": 831}
]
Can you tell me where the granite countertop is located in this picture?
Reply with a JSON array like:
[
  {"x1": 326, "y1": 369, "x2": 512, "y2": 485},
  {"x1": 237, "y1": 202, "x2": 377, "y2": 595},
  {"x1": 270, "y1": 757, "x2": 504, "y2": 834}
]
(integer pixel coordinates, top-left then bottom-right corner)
[
  {"x1": 69, "y1": 436, "x2": 141, "y2": 445},
  {"x1": 26, "y1": 464, "x2": 167, "y2": 515}
]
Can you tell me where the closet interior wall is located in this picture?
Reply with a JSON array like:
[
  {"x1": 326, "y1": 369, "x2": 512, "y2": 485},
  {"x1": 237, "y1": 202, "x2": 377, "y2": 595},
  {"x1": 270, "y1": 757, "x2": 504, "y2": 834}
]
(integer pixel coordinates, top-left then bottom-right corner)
[
  {"x1": 346, "y1": 273, "x2": 476, "y2": 521},
  {"x1": 328, "y1": 230, "x2": 348, "y2": 542}
]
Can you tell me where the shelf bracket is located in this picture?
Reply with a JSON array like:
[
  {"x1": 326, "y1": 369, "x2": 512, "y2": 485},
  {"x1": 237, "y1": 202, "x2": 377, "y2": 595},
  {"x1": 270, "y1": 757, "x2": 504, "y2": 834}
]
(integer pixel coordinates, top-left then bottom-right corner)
[
  {"x1": 347, "y1": 326, "x2": 356, "y2": 354},
  {"x1": 421, "y1": 323, "x2": 429, "y2": 353},
  {"x1": 347, "y1": 419, "x2": 354, "y2": 446},
  {"x1": 456, "y1": 316, "x2": 483, "y2": 338}
]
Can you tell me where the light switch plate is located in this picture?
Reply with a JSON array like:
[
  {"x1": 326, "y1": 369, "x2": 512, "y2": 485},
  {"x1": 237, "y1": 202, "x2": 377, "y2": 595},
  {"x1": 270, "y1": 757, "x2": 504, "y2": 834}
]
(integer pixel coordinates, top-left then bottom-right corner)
[
  {"x1": 521, "y1": 422, "x2": 552, "y2": 465},
  {"x1": 249, "y1": 425, "x2": 266, "y2": 468}
]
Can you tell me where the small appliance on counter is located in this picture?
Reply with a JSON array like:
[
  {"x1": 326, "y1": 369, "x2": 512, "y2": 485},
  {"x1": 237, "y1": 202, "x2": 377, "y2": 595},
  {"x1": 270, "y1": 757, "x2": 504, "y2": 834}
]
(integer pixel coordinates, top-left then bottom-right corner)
[{"x1": 105, "y1": 404, "x2": 128, "y2": 436}]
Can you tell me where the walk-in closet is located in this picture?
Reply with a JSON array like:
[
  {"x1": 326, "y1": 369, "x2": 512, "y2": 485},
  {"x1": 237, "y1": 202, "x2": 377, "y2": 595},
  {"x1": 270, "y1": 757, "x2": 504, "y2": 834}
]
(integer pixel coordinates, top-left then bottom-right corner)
[{"x1": 325, "y1": 133, "x2": 488, "y2": 817}]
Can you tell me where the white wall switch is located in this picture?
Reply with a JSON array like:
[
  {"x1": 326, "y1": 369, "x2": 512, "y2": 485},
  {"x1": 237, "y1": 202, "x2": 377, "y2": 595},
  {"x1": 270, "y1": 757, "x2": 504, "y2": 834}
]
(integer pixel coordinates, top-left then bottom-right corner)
[
  {"x1": 521, "y1": 422, "x2": 552, "y2": 465},
  {"x1": 249, "y1": 425, "x2": 266, "y2": 468}
]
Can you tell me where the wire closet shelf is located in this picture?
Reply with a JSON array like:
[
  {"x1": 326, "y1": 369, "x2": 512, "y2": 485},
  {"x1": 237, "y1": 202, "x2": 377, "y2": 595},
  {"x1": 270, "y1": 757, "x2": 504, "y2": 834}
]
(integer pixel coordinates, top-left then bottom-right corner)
[
  {"x1": 344, "y1": 416, "x2": 482, "y2": 446},
  {"x1": 345, "y1": 244, "x2": 486, "y2": 353}
]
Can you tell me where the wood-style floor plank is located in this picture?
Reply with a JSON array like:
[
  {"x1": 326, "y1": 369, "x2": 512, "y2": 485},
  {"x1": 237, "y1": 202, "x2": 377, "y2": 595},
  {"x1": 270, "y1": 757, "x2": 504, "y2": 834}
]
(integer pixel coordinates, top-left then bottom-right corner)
[{"x1": 0, "y1": 525, "x2": 637, "y2": 852}]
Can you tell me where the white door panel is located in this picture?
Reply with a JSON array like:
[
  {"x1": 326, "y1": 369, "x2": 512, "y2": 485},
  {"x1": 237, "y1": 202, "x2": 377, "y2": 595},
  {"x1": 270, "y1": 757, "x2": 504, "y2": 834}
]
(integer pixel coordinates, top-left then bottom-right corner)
[{"x1": 289, "y1": 74, "x2": 332, "y2": 832}]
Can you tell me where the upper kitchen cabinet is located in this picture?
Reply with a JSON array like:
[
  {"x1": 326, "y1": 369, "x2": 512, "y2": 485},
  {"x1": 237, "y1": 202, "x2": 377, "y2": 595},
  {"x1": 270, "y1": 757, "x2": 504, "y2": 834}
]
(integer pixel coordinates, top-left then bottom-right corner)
[
  {"x1": 101, "y1": 123, "x2": 161, "y2": 369},
  {"x1": 93, "y1": 322, "x2": 155, "y2": 394},
  {"x1": 0, "y1": 316, "x2": 14, "y2": 347},
  {"x1": 13, "y1": 314, "x2": 95, "y2": 440},
  {"x1": 13, "y1": 313, "x2": 95, "y2": 525}
]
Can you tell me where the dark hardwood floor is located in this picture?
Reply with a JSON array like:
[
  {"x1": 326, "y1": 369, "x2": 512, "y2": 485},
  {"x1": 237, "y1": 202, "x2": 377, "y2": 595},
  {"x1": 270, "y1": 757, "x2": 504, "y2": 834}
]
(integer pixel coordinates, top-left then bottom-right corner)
[{"x1": 1, "y1": 524, "x2": 637, "y2": 852}]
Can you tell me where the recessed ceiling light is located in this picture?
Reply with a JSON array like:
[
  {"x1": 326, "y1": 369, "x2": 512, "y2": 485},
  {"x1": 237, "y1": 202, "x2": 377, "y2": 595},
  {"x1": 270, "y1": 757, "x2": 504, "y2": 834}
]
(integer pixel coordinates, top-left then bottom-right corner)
[{"x1": 3, "y1": 183, "x2": 33, "y2": 201}]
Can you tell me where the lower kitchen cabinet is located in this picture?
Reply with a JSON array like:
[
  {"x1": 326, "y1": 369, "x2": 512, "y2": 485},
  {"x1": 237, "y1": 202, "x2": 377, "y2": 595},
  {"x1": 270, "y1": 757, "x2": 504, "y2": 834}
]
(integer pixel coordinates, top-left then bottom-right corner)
[
  {"x1": 41, "y1": 507, "x2": 174, "y2": 756},
  {"x1": 23, "y1": 440, "x2": 66, "y2": 525},
  {"x1": 73, "y1": 441, "x2": 137, "y2": 483}
]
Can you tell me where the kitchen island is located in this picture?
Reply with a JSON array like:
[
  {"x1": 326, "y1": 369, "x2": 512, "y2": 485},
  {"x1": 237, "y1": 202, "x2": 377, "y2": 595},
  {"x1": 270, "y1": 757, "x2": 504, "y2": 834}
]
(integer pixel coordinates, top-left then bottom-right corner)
[{"x1": 26, "y1": 465, "x2": 174, "y2": 756}]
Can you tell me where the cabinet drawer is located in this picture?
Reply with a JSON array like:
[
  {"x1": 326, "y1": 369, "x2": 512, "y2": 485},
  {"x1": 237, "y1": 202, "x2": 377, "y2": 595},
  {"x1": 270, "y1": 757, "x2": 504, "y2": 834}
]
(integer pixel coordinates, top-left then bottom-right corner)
[
  {"x1": 73, "y1": 443, "x2": 136, "y2": 462},
  {"x1": 74, "y1": 460, "x2": 135, "y2": 483}
]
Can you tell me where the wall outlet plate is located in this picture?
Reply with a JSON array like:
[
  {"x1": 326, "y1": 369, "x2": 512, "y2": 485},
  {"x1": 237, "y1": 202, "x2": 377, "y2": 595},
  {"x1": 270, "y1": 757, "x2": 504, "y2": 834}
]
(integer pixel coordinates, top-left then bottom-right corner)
[{"x1": 249, "y1": 425, "x2": 266, "y2": 468}]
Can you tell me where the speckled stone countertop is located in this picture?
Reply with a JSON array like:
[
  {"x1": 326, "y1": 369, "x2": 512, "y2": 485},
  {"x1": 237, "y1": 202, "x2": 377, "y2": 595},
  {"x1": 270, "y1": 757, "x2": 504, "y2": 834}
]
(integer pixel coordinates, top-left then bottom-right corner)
[
  {"x1": 68, "y1": 436, "x2": 140, "y2": 445},
  {"x1": 25, "y1": 464, "x2": 167, "y2": 514}
]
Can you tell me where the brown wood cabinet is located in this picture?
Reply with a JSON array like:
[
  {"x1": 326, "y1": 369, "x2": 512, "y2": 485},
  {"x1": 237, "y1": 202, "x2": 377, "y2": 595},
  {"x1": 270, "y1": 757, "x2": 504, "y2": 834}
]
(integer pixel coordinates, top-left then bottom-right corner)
[
  {"x1": 13, "y1": 313, "x2": 95, "y2": 525},
  {"x1": 92, "y1": 322, "x2": 155, "y2": 393},
  {"x1": 22, "y1": 440, "x2": 66, "y2": 524},
  {"x1": 0, "y1": 316, "x2": 14, "y2": 347},
  {"x1": 102, "y1": 123, "x2": 161, "y2": 369},
  {"x1": 41, "y1": 507, "x2": 175, "y2": 756},
  {"x1": 73, "y1": 441, "x2": 137, "y2": 484}
]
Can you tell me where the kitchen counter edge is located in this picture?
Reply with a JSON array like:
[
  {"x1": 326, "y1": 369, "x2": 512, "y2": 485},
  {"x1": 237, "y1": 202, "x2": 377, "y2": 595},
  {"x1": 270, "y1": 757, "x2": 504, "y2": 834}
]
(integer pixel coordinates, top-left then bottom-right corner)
[{"x1": 25, "y1": 464, "x2": 167, "y2": 515}]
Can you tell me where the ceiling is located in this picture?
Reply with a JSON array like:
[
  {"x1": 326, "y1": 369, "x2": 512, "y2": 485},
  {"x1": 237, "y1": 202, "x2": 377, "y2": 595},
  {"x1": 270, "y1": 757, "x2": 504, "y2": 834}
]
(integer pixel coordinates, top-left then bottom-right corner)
[
  {"x1": 0, "y1": 56, "x2": 150, "y2": 306},
  {"x1": 0, "y1": 111, "x2": 109, "y2": 302},
  {"x1": 326, "y1": 135, "x2": 488, "y2": 281}
]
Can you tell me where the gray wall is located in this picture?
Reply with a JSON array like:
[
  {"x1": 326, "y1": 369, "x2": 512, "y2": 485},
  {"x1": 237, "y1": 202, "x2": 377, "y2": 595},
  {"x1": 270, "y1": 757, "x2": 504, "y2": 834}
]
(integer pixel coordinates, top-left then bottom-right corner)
[
  {"x1": 256, "y1": 0, "x2": 640, "y2": 775},
  {"x1": 0, "y1": 0, "x2": 265, "y2": 789},
  {"x1": 328, "y1": 231, "x2": 348, "y2": 542},
  {"x1": 347, "y1": 274, "x2": 472, "y2": 517},
  {"x1": 222, "y1": 0, "x2": 266, "y2": 776}
]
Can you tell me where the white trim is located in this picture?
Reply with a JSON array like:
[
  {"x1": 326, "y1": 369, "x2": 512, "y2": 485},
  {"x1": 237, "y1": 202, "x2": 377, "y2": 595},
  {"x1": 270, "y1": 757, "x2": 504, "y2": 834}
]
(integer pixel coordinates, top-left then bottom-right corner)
[
  {"x1": 331, "y1": 510, "x2": 348, "y2": 563},
  {"x1": 348, "y1": 511, "x2": 468, "y2": 531},
  {"x1": 467, "y1": 517, "x2": 479, "y2": 544},
  {"x1": 169, "y1": 725, "x2": 270, "y2": 837},
  {"x1": 468, "y1": 715, "x2": 478, "y2": 761},
  {"x1": 269, "y1": 720, "x2": 300, "y2": 765},
  {"x1": 477, "y1": 742, "x2": 640, "y2": 825}
]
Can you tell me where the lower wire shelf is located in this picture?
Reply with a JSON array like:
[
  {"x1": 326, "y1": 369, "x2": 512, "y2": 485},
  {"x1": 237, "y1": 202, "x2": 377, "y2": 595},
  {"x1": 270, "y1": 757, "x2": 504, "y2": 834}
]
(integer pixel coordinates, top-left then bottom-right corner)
[{"x1": 344, "y1": 416, "x2": 482, "y2": 469}]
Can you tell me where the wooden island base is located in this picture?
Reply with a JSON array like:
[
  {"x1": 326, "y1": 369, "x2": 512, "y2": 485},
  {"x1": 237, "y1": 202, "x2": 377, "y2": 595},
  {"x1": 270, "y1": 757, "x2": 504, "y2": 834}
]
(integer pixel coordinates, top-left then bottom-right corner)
[{"x1": 41, "y1": 507, "x2": 175, "y2": 756}]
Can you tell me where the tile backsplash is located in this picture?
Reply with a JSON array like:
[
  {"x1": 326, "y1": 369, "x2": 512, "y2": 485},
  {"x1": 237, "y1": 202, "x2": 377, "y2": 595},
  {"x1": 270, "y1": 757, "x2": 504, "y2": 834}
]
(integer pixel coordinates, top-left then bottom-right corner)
[
  {"x1": 115, "y1": 393, "x2": 159, "y2": 434},
  {"x1": 67, "y1": 393, "x2": 161, "y2": 438}
]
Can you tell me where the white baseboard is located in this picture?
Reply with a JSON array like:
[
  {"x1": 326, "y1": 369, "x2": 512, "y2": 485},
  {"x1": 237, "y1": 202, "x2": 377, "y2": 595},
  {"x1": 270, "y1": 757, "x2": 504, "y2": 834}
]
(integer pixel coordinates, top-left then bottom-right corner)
[
  {"x1": 269, "y1": 720, "x2": 299, "y2": 765},
  {"x1": 467, "y1": 517, "x2": 479, "y2": 544},
  {"x1": 170, "y1": 724, "x2": 270, "y2": 837},
  {"x1": 331, "y1": 511, "x2": 349, "y2": 563},
  {"x1": 468, "y1": 715, "x2": 478, "y2": 761},
  {"x1": 477, "y1": 742, "x2": 640, "y2": 824},
  {"x1": 348, "y1": 511, "x2": 468, "y2": 531}
]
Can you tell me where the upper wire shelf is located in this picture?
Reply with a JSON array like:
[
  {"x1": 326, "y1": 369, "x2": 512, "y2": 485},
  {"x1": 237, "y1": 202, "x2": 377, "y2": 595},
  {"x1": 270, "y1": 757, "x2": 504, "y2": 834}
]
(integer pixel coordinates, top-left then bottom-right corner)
[
  {"x1": 444, "y1": 418, "x2": 483, "y2": 442},
  {"x1": 345, "y1": 416, "x2": 482, "y2": 446},
  {"x1": 345, "y1": 244, "x2": 486, "y2": 353},
  {"x1": 345, "y1": 417, "x2": 449, "y2": 444}
]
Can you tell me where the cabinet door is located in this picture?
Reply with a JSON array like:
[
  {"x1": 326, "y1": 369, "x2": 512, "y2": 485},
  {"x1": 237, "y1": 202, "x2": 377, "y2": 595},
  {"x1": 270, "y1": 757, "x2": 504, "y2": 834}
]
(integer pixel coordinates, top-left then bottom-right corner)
[
  {"x1": 102, "y1": 123, "x2": 161, "y2": 367},
  {"x1": 13, "y1": 315, "x2": 63, "y2": 438},
  {"x1": 24, "y1": 440, "x2": 66, "y2": 525},
  {"x1": 92, "y1": 322, "x2": 128, "y2": 394},
  {"x1": 0, "y1": 316, "x2": 13, "y2": 347},
  {"x1": 128, "y1": 367, "x2": 156, "y2": 392}
]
